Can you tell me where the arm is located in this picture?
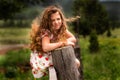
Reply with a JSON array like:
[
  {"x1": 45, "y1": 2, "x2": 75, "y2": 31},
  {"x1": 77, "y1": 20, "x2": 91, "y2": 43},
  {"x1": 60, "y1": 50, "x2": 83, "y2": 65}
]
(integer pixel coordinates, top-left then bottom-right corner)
[
  {"x1": 65, "y1": 29, "x2": 77, "y2": 45},
  {"x1": 42, "y1": 36, "x2": 64, "y2": 52}
]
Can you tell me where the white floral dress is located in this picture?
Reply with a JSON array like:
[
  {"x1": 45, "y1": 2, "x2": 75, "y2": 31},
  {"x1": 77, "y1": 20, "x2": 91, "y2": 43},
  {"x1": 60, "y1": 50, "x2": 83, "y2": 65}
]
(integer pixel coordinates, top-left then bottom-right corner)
[
  {"x1": 30, "y1": 30, "x2": 53, "y2": 78},
  {"x1": 30, "y1": 52, "x2": 53, "y2": 78}
]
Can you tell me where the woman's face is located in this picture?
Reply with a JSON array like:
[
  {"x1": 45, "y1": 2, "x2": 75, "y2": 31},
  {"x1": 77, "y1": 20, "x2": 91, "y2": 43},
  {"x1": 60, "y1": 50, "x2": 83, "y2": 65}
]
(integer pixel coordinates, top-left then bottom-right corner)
[{"x1": 50, "y1": 12, "x2": 62, "y2": 30}]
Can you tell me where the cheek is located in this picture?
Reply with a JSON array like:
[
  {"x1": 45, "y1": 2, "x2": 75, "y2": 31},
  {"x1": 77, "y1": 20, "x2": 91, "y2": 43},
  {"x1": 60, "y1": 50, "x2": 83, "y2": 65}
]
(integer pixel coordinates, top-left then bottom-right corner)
[
  {"x1": 58, "y1": 20, "x2": 62, "y2": 25},
  {"x1": 60, "y1": 21, "x2": 63, "y2": 27},
  {"x1": 60, "y1": 21, "x2": 63, "y2": 25},
  {"x1": 51, "y1": 22, "x2": 55, "y2": 26}
]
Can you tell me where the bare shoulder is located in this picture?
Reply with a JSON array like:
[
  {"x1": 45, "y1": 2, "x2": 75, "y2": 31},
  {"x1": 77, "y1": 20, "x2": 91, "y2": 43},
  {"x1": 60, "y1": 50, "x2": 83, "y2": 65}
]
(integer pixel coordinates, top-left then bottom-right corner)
[{"x1": 65, "y1": 29, "x2": 75, "y2": 37}]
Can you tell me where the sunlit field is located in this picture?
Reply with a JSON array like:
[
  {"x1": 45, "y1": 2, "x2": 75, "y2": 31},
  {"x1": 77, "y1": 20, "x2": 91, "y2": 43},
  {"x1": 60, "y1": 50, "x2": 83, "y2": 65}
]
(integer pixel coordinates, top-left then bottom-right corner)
[
  {"x1": 79, "y1": 28, "x2": 120, "y2": 80},
  {"x1": 0, "y1": 28, "x2": 30, "y2": 45},
  {"x1": 0, "y1": 27, "x2": 120, "y2": 80}
]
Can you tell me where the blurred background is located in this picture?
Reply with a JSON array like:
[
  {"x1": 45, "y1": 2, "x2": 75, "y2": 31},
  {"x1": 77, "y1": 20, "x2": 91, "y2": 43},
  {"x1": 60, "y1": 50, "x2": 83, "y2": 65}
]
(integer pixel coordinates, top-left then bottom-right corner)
[{"x1": 0, "y1": 0, "x2": 120, "y2": 80}]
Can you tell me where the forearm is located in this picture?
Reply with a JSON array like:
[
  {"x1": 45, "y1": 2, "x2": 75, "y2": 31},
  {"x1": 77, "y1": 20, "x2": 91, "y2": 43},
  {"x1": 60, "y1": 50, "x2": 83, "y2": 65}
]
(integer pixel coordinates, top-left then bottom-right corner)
[{"x1": 42, "y1": 42, "x2": 63, "y2": 52}]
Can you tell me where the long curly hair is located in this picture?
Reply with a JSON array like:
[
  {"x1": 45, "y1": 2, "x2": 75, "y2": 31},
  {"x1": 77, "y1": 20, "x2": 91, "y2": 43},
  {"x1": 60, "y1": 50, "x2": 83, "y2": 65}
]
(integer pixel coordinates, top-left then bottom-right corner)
[{"x1": 30, "y1": 5, "x2": 68, "y2": 52}]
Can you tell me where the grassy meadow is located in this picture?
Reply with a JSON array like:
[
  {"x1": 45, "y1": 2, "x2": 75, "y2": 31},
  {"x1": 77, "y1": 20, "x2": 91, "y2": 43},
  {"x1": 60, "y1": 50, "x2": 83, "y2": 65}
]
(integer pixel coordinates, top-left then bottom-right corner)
[
  {"x1": 80, "y1": 28, "x2": 120, "y2": 80},
  {"x1": 0, "y1": 27, "x2": 120, "y2": 80},
  {"x1": 0, "y1": 28, "x2": 30, "y2": 45}
]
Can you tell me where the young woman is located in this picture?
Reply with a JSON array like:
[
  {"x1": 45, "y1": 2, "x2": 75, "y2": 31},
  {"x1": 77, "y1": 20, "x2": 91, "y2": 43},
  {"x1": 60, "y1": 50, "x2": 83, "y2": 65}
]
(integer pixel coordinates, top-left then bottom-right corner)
[{"x1": 29, "y1": 5, "x2": 80, "y2": 79}]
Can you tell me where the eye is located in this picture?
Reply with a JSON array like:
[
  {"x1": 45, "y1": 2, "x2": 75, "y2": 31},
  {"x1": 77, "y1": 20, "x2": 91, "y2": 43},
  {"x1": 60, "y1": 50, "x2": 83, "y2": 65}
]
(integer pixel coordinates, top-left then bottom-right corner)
[
  {"x1": 51, "y1": 19, "x2": 55, "y2": 22},
  {"x1": 57, "y1": 18, "x2": 61, "y2": 20}
]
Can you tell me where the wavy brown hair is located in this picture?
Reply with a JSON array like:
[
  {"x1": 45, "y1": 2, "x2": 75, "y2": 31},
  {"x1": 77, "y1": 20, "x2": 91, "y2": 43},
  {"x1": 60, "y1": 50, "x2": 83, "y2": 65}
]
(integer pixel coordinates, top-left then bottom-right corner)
[{"x1": 30, "y1": 5, "x2": 68, "y2": 52}]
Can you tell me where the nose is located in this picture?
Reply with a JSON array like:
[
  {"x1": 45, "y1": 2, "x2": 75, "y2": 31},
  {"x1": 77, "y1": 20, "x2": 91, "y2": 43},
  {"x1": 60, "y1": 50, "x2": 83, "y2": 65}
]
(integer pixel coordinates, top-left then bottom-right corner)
[{"x1": 54, "y1": 20, "x2": 59, "y2": 24}]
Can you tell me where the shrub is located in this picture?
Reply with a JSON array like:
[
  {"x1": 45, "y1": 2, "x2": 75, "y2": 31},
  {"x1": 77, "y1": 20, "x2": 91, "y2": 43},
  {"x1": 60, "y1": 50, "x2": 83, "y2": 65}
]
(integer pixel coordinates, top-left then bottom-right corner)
[{"x1": 89, "y1": 30, "x2": 99, "y2": 52}]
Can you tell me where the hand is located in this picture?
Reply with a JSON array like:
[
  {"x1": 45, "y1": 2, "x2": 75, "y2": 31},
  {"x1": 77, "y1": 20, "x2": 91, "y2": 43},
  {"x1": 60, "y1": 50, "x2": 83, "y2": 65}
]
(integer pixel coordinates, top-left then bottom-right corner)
[{"x1": 64, "y1": 40, "x2": 75, "y2": 47}]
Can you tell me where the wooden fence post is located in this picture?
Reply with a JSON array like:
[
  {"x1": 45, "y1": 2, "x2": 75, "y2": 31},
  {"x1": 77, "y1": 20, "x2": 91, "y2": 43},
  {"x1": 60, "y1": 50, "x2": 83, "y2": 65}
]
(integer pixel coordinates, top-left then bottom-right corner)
[
  {"x1": 51, "y1": 46, "x2": 80, "y2": 80},
  {"x1": 74, "y1": 36, "x2": 84, "y2": 80},
  {"x1": 74, "y1": 45, "x2": 84, "y2": 80}
]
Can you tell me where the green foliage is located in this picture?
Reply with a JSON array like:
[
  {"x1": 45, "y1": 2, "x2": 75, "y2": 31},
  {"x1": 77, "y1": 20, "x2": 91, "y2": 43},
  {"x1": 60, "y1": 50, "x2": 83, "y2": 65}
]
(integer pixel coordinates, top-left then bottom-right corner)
[
  {"x1": 72, "y1": 0, "x2": 110, "y2": 36},
  {"x1": 0, "y1": 55, "x2": 6, "y2": 65},
  {"x1": 0, "y1": 0, "x2": 43, "y2": 20},
  {"x1": 0, "y1": 49, "x2": 31, "y2": 79},
  {"x1": 3, "y1": 49, "x2": 30, "y2": 67},
  {"x1": 107, "y1": 28, "x2": 112, "y2": 37},
  {"x1": 80, "y1": 29, "x2": 120, "y2": 80},
  {"x1": 0, "y1": 28, "x2": 30, "y2": 44},
  {"x1": 0, "y1": 48, "x2": 49, "y2": 80},
  {"x1": 89, "y1": 30, "x2": 99, "y2": 52},
  {"x1": 0, "y1": 28, "x2": 120, "y2": 80},
  {"x1": 5, "y1": 66, "x2": 17, "y2": 78}
]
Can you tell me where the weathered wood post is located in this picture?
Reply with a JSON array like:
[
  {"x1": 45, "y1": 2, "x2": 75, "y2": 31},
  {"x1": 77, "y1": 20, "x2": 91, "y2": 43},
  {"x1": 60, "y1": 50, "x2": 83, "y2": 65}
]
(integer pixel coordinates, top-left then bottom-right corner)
[
  {"x1": 73, "y1": 16, "x2": 84, "y2": 80},
  {"x1": 51, "y1": 46, "x2": 80, "y2": 80},
  {"x1": 74, "y1": 44, "x2": 84, "y2": 80}
]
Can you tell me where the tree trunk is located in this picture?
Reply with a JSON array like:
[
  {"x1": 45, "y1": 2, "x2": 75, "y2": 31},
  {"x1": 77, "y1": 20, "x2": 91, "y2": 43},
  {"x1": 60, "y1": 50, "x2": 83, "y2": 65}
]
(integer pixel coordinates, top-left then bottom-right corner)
[{"x1": 51, "y1": 46, "x2": 80, "y2": 80}]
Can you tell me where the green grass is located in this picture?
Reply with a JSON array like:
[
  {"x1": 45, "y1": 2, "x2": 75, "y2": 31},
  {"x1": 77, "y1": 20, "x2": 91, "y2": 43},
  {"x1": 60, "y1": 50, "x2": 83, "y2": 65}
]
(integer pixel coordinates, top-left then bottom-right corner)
[
  {"x1": 0, "y1": 28, "x2": 30, "y2": 44},
  {"x1": 0, "y1": 28, "x2": 120, "y2": 80},
  {"x1": 79, "y1": 28, "x2": 120, "y2": 80},
  {"x1": 0, "y1": 55, "x2": 6, "y2": 66},
  {"x1": 0, "y1": 48, "x2": 49, "y2": 80},
  {"x1": 111, "y1": 28, "x2": 120, "y2": 38}
]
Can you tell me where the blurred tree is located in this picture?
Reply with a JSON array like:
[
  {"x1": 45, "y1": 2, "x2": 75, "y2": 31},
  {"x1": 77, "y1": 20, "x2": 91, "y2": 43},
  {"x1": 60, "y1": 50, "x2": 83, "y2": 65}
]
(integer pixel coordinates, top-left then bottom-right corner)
[
  {"x1": 106, "y1": 28, "x2": 111, "y2": 37},
  {"x1": 0, "y1": 0, "x2": 44, "y2": 21},
  {"x1": 89, "y1": 30, "x2": 99, "y2": 52},
  {"x1": 72, "y1": 0, "x2": 110, "y2": 36}
]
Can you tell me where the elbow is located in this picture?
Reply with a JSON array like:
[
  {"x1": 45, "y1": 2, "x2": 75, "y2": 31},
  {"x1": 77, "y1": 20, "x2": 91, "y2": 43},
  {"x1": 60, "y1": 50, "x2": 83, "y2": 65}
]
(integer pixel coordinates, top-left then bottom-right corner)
[
  {"x1": 42, "y1": 46, "x2": 49, "y2": 52},
  {"x1": 73, "y1": 38, "x2": 77, "y2": 43},
  {"x1": 74, "y1": 38, "x2": 77, "y2": 43}
]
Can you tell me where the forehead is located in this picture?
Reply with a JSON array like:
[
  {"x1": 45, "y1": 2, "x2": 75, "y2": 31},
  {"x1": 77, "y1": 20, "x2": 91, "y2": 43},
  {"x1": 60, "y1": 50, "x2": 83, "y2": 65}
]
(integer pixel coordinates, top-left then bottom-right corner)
[{"x1": 50, "y1": 12, "x2": 61, "y2": 19}]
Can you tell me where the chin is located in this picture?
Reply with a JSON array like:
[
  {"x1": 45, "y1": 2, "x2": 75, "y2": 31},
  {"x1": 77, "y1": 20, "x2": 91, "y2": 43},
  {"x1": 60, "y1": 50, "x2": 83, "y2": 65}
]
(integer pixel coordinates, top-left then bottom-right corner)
[
  {"x1": 53, "y1": 26, "x2": 61, "y2": 30},
  {"x1": 55, "y1": 27, "x2": 60, "y2": 30}
]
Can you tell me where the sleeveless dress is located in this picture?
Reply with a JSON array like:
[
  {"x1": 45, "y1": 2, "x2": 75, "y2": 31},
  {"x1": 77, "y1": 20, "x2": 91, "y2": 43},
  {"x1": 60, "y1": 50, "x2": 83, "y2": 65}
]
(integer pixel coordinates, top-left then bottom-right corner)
[{"x1": 30, "y1": 30, "x2": 53, "y2": 78}]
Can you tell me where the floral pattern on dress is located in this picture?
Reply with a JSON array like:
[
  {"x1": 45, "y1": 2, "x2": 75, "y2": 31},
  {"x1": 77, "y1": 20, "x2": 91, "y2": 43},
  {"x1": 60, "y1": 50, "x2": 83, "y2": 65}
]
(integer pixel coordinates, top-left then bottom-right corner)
[
  {"x1": 30, "y1": 30, "x2": 53, "y2": 78},
  {"x1": 30, "y1": 52, "x2": 52, "y2": 78}
]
